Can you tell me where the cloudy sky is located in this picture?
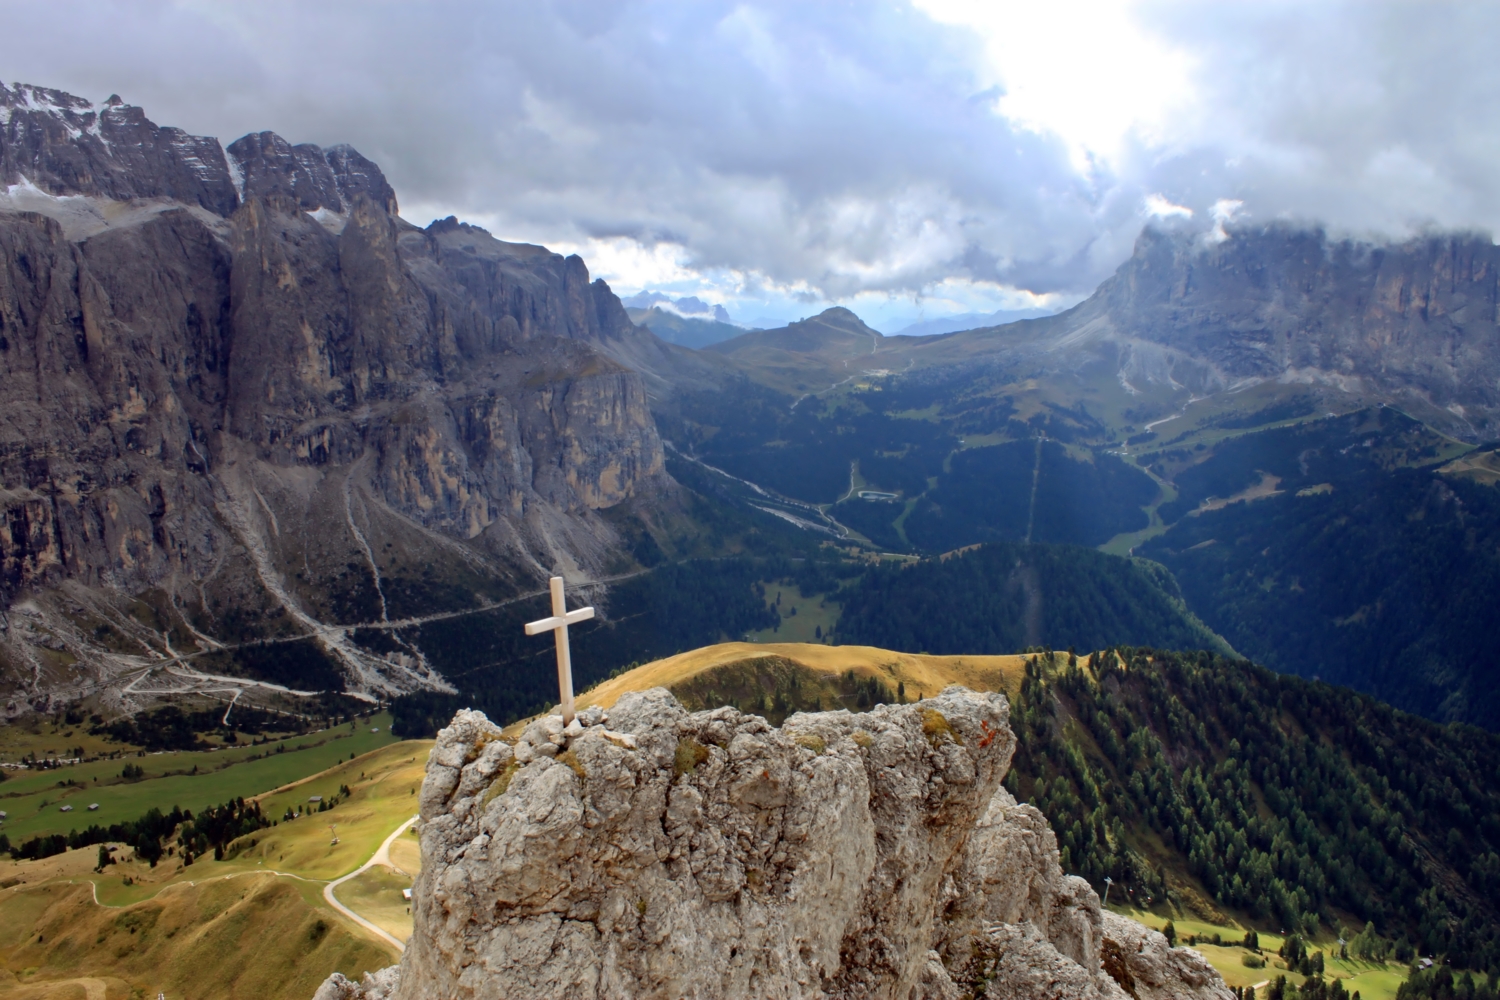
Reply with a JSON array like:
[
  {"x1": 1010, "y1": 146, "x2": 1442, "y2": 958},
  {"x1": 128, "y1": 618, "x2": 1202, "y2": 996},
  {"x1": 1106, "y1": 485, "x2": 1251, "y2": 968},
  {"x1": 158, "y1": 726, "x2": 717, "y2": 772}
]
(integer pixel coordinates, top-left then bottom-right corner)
[{"x1": 4, "y1": 1, "x2": 1498, "y2": 331}]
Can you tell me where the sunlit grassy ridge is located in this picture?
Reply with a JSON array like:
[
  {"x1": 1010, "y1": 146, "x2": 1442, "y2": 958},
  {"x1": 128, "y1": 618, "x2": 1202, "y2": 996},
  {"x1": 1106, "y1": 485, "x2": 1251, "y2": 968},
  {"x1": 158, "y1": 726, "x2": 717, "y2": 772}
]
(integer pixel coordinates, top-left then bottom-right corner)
[{"x1": 578, "y1": 640, "x2": 1026, "y2": 714}]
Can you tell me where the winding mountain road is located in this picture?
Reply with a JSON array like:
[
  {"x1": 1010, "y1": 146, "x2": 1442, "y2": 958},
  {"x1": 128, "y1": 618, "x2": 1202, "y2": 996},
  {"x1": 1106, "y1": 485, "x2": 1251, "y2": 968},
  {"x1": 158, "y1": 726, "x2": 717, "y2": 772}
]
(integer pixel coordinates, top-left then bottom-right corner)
[{"x1": 323, "y1": 815, "x2": 419, "y2": 952}]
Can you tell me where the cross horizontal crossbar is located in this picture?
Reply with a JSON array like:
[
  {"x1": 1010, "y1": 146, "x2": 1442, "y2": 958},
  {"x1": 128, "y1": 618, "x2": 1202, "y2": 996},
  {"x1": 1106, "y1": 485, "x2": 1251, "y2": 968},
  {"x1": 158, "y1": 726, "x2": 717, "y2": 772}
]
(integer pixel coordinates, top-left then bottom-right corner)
[{"x1": 524, "y1": 607, "x2": 595, "y2": 634}]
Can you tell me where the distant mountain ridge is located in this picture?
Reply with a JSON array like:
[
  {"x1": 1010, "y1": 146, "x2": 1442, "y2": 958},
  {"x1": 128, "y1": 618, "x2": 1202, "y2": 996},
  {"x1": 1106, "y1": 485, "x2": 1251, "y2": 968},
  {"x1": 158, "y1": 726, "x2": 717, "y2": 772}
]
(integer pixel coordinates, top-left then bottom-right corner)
[
  {"x1": 621, "y1": 290, "x2": 733, "y2": 323},
  {"x1": 708, "y1": 305, "x2": 879, "y2": 354},
  {"x1": 691, "y1": 225, "x2": 1500, "y2": 440},
  {"x1": 659, "y1": 226, "x2": 1500, "y2": 730},
  {"x1": 890, "y1": 306, "x2": 1055, "y2": 337},
  {"x1": 1068, "y1": 225, "x2": 1500, "y2": 439},
  {"x1": 625, "y1": 305, "x2": 744, "y2": 349}
]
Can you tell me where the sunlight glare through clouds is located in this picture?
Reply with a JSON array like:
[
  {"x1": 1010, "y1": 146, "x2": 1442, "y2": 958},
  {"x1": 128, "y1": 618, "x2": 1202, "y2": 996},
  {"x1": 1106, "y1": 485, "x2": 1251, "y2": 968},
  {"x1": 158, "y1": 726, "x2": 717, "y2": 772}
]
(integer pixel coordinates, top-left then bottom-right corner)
[
  {"x1": 7, "y1": 1, "x2": 1499, "y2": 334},
  {"x1": 915, "y1": 0, "x2": 1198, "y2": 168}
]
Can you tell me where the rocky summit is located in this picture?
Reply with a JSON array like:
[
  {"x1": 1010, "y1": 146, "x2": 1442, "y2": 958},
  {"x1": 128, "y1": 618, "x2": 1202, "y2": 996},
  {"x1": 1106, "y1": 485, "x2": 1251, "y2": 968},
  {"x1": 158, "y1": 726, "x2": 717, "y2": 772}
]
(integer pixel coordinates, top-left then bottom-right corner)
[{"x1": 317, "y1": 687, "x2": 1232, "y2": 1000}]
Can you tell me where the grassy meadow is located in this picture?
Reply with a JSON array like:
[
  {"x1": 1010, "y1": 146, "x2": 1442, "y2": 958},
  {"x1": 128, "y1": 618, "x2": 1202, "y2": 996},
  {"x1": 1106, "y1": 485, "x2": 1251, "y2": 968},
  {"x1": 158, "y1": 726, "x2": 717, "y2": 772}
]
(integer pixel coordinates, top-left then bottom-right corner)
[
  {"x1": 0, "y1": 716, "x2": 403, "y2": 843},
  {"x1": 578, "y1": 640, "x2": 1027, "y2": 717},
  {"x1": 747, "y1": 582, "x2": 841, "y2": 644},
  {"x1": 1119, "y1": 908, "x2": 1409, "y2": 1000},
  {"x1": 337, "y1": 863, "x2": 417, "y2": 943},
  {"x1": 0, "y1": 737, "x2": 431, "y2": 1000}
]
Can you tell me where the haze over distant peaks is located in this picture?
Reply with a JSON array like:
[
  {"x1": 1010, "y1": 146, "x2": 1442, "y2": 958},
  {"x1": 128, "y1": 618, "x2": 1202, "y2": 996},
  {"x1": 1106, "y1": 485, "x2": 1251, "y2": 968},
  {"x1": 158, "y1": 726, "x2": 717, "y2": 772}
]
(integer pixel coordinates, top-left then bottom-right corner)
[
  {"x1": 891, "y1": 306, "x2": 1058, "y2": 337},
  {"x1": 622, "y1": 289, "x2": 734, "y2": 324}
]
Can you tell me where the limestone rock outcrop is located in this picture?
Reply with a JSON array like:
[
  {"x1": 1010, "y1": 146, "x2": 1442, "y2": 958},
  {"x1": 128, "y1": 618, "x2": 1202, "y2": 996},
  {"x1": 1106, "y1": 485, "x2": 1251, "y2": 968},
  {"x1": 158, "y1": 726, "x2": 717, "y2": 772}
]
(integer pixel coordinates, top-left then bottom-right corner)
[
  {"x1": 341, "y1": 688, "x2": 1233, "y2": 1000},
  {"x1": 1099, "y1": 912, "x2": 1234, "y2": 1000},
  {"x1": 314, "y1": 968, "x2": 401, "y2": 1000}
]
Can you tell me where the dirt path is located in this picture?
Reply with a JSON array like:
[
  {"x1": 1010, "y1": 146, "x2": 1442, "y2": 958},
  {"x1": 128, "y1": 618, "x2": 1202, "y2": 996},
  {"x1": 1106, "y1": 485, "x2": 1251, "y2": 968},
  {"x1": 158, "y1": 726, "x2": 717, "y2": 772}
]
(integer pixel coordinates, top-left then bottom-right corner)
[{"x1": 323, "y1": 815, "x2": 418, "y2": 952}]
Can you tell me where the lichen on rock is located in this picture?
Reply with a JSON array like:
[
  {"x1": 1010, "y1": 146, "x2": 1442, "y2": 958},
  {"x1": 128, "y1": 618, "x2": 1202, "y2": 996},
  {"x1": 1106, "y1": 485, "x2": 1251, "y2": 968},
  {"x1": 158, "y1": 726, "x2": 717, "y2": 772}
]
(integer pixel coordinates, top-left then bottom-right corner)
[{"x1": 325, "y1": 687, "x2": 1233, "y2": 1000}]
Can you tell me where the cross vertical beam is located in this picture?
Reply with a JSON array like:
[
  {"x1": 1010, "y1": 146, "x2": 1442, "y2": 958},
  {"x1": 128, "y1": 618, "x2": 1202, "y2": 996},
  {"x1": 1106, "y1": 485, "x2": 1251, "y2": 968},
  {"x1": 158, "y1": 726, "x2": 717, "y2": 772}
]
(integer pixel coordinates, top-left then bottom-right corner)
[{"x1": 524, "y1": 576, "x2": 595, "y2": 725}]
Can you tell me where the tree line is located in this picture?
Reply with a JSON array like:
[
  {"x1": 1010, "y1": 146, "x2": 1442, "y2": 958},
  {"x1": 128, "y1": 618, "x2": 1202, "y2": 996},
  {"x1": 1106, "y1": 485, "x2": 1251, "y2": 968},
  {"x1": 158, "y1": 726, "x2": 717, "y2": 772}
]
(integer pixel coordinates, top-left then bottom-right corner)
[
  {"x1": 1004, "y1": 647, "x2": 1500, "y2": 976},
  {"x1": 835, "y1": 542, "x2": 1224, "y2": 656},
  {"x1": 3, "y1": 796, "x2": 271, "y2": 867}
]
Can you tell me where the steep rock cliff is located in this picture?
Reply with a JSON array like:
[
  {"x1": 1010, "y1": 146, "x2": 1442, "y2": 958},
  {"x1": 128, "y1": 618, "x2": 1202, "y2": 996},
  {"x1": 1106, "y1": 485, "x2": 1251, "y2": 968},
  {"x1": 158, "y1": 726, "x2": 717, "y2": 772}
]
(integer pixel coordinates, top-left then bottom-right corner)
[
  {"x1": 1, "y1": 83, "x2": 239, "y2": 215},
  {"x1": 1015, "y1": 225, "x2": 1500, "y2": 439},
  {"x1": 0, "y1": 83, "x2": 676, "y2": 714},
  {"x1": 333, "y1": 689, "x2": 1233, "y2": 1000}
]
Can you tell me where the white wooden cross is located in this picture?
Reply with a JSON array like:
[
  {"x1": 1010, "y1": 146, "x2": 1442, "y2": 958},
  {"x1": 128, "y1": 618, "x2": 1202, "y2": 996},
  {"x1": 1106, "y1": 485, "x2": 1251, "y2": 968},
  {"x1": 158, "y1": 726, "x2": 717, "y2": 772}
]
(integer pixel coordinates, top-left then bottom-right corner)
[{"x1": 524, "y1": 576, "x2": 594, "y2": 725}]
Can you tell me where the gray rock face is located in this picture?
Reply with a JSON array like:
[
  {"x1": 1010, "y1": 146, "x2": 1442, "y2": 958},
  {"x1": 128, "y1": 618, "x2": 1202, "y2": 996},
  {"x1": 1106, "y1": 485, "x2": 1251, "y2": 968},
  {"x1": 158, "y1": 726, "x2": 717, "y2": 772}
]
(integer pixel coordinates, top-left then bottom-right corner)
[
  {"x1": 0, "y1": 81, "x2": 399, "y2": 221},
  {"x1": 1, "y1": 82, "x2": 240, "y2": 215},
  {"x1": 350, "y1": 689, "x2": 1232, "y2": 1000},
  {"x1": 314, "y1": 968, "x2": 401, "y2": 1000},
  {"x1": 0, "y1": 84, "x2": 677, "y2": 710},
  {"x1": 1031, "y1": 224, "x2": 1500, "y2": 439},
  {"x1": 227, "y1": 131, "x2": 399, "y2": 215},
  {"x1": 1098, "y1": 912, "x2": 1234, "y2": 1000}
]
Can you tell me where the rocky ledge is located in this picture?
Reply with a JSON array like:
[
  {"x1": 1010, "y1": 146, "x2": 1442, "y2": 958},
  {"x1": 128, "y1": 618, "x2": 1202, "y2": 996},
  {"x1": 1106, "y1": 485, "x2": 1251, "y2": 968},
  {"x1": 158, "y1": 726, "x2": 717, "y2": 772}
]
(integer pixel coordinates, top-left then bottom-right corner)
[{"x1": 318, "y1": 687, "x2": 1232, "y2": 999}]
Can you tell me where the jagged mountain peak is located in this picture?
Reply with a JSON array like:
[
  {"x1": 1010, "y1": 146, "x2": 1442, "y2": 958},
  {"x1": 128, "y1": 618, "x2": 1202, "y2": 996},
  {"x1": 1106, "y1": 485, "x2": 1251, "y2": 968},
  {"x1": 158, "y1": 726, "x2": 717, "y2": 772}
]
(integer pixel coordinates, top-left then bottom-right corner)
[
  {"x1": 0, "y1": 81, "x2": 98, "y2": 114},
  {"x1": 226, "y1": 130, "x2": 397, "y2": 216},
  {"x1": 0, "y1": 82, "x2": 399, "y2": 227},
  {"x1": 0, "y1": 81, "x2": 240, "y2": 217}
]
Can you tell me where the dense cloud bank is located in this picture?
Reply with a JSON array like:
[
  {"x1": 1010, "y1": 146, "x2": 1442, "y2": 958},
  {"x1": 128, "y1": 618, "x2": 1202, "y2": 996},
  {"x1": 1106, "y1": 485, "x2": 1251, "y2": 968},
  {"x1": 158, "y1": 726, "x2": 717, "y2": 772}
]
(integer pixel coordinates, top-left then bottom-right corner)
[{"x1": 1, "y1": 0, "x2": 1497, "y2": 316}]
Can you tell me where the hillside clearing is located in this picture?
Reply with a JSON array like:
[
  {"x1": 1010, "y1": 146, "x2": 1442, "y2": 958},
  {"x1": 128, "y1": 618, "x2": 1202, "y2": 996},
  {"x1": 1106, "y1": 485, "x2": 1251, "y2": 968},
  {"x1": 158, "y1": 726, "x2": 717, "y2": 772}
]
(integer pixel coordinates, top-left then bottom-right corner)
[{"x1": 576, "y1": 641, "x2": 1027, "y2": 716}]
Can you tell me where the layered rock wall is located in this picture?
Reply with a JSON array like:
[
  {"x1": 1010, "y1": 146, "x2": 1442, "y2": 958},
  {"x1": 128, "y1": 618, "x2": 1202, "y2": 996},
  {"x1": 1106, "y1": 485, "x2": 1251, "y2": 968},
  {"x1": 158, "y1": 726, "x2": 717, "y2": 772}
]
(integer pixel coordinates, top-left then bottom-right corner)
[
  {"x1": 0, "y1": 82, "x2": 675, "y2": 705},
  {"x1": 1092, "y1": 225, "x2": 1500, "y2": 437}
]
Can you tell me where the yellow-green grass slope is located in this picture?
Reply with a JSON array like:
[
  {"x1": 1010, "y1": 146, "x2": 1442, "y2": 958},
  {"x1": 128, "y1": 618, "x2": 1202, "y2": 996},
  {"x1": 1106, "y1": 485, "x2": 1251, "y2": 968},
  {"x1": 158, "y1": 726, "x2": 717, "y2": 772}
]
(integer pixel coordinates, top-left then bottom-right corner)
[
  {"x1": 579, "y1": 640, "x2": 1026, "y2": 716},
  {"x1": 0, "y1": 739, "x2": 430, "y2": 1000}
]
